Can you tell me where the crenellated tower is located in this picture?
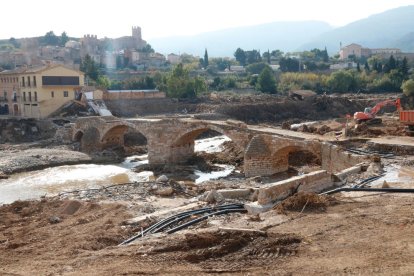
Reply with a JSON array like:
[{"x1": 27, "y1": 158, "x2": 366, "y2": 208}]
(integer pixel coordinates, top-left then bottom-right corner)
[{"x1": 132, "y1": 26, "x2": 142, "y2": 40}]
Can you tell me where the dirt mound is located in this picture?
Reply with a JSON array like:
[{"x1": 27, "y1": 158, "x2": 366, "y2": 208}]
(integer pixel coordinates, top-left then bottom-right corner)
[
  {"x1": 0, "y1": 199, "x2": 134, "y2": 259},
  {"x1": 197, "y1": 140, "x2": 244, "y2": 169},
  {"x1": 288, "y1": 150, "x2": 321, "y2": 167},
  {"x1": 217, "y1": 95, "x2": 366, "y2": 124},
  {"x1": 147, "y1": 230, "x2": 302, "y2": 268},
  {"x1": 275, "y1": 192, "x2": 335, "y2": 214}
]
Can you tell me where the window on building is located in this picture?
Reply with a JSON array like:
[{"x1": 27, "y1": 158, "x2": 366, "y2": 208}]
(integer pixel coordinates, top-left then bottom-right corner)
[
  {"x1": 63, "y1": 91, "x2": 68, "y2": 97},
  {"x1": 34, "y1": 92, "x2": 37, "y2": 102},
  {"x1": 28, "y1": 92, "x2": 32, "y2": 102},
  {"x1": 51, "y1": 91, "x2": 54, "y2": 98},
  {"x1": 3, "y1": 91, "x2": 7, "y2": 99},
  {"x1": 22, "y1": 77, "x2": 25, "y2": 87},
  {"x1": 13, "y1": 93, "x2": 17, "y2": 102},
  {"x1": 27, "y1": 76, "x2": 31, "y2": 87},
  {"x1": 33, "y1": 76, "x2": 37, "y2": 87},
  {"x1": 42, "y1": 76, "x2": 80, "y2": 86},
  {"x1": 23, "y1": 92, "x2": 26, "y2": 101}
]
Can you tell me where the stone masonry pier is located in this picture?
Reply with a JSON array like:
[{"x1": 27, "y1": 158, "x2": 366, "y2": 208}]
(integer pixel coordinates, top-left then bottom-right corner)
[
  {"x1": 71, "y1": 117, "x2": 366, "y2": 181},
  {"x1": 72, "y1": 116, "x2": 253, "y2": 165}
]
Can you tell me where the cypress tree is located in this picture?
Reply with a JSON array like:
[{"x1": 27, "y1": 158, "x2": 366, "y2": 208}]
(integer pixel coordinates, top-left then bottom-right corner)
[{"x1": 203, "y1": 49, "x2": 209, "y2": 68}]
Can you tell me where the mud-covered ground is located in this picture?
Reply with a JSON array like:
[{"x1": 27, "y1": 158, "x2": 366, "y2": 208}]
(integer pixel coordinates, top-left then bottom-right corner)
[
  {"x1": 0, "y1": 193, "x2": 412, "y2": 275},
  {"x1": 1, "y1": 93, "x2": 413, "y2": 275}
]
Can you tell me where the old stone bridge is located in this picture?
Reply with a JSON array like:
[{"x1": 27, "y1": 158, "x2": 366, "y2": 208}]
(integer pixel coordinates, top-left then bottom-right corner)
[{"x1": 71, "y1": 116, "x2": 346, "y2": 177}]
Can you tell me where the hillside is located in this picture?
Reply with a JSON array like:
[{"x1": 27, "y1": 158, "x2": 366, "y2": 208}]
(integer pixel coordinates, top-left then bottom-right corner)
[
  {"x1": 393, "y1": 32, "x2": 414, "y2": 52},
  {"x1": 301, "y1": 6, "x2": 414, "y2": 53},
  {"x1": 149, "y1": 21, "x2": 332, "y2": 57}
]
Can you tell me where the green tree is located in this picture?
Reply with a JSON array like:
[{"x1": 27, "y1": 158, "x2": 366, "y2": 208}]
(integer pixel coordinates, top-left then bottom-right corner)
[
  {"x1": 383, "y1": 56, "x2": 396, "y2": 73},
  {"x1": 279, "y1": 57, "x2": 299, "y2": 72},
  {"x1": 140, "y1": 44, "x2": 154, "y2": 53},
  {"x1": 203, "y1": 49, "x2": 209, "y2": 68},
  {"x1": 80, "y1": 54, "x2": 100, "y2": 81},
  {"x1": 262, "y1": 49, "x2": 271, "y2": 64},
  {"x1": 9, "y1": 37, "x2": 20, "y2": 48},
  {"x1": 322, "y1": 47, "x2": 329, "y2": 62},
  {"x1": 364, "y1": 61, "x2": 370, "y2": 72},
  {"x1": 214, "y1": 58, "x2": 230, "y2": 71},
  {"x1": 401, "y1": 79, "x2": 414, "y2": 97},
  {"x1": 60, "y1": 31, "x2": 69, "y2": 46},
  {"x1": 42, "y1": 31, "x2": 59, "y2": 46},
  {"x1": 246, "y1": 50, "x2": 261, "y2": 64},
  {"x1": 388, "y1": 69, "x2": 404, "y2": 91},
  {"x1": 256, "y1": 67, "x2": 277, "y2": 94},
  {"x1": 166, "y1": 63, "x2": 206, "y2": 98},
  {"x1": 246, "y1": 62, "x2": 269, "y2": 75},
  {"x1": 234, "y1": 48, "x2": 246, "y2": 66},
  {"x1": 116, "y1": 55, "x2": 124, "y2": 69},
  {"x1": 399, "y1": 57, "x2": 409, "y2": 79},
  {"x1": 271, "y1": 50, "x2": 284, "y2": 59},
  {"x1": 96, "y1": 75, "x2": 111, "y2": 89},
  {"x1": 327, "y1": 70, "x2": 356, "y2": 92}
]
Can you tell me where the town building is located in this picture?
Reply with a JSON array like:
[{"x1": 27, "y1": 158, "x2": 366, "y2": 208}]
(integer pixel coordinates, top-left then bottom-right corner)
[
  {"x1": 167, "y1": 53, "x2": 181, "y2": 64},
  {"x1": 0, "y1": 63, "x2": 84, "y2": 118},
  {"x1": 339, "y1": 43, "x2": 402, "y2": 60}
]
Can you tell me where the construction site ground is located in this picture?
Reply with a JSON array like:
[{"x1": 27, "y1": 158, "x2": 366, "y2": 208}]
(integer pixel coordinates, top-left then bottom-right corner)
[
  {"x1": 1, "y1": 93, "x2": 414, "y2": 275},
  {"x1": 0, "y1": 192, "x2": 413, "y2": 275}
]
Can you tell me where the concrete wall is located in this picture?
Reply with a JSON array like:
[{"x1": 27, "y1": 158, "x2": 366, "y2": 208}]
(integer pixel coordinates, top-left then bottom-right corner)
[
  {"x1": 321, "y1": 143, "x2": 366, "y2": 173},
  {"x1": 103, "y1": 90, "x2": 165, "y2": 101},
  {"x1": 257, "y1": 170, "x2": 332, "y2": 205},
  {"x1": 105, "y1": 98, "x2": 180, "y2": 117}
]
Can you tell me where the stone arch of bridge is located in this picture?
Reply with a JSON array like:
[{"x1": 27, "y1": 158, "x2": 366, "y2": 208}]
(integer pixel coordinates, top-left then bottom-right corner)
[
  {"x1": 100, "y1": 123, "x2": 150, "y2": 150},
  {"x1": 169, "y1": 125, "x2": 236, "y2": 164},
  {"x1": 271, "y1": 144, "x2": 321, "y2": 173},
  {"x1": 73, "y1": 126, "x2": 100, "y2": 152}
]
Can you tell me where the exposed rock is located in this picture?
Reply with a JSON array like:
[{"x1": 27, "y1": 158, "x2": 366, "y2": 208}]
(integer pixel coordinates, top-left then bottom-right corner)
[
  {"x1": 201, "y1": 189, "x2": 224, "y2": 204},
  {"x1": 156, "y1": 175, "x2": 169, "y2": 182},
  {"x1": 155, "y1": 186, "x2": 174, "y2": 196},
  {"x1": 48, "y1": 216, "x2": 62, "y2": 224},
  {"x1": 0, "y1": 172, "x2": 9, "y2": 179}
]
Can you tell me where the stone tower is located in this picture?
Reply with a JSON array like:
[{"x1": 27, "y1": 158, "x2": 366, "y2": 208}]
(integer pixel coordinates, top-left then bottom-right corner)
[{"x1": 132, "y1": 26, "x2": 142, "y2": 40}]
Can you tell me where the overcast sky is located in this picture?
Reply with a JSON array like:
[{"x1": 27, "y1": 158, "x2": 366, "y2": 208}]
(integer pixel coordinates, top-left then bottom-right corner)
[{"x1": 1, "y1": 0, "x2": 414, "y2": 40}]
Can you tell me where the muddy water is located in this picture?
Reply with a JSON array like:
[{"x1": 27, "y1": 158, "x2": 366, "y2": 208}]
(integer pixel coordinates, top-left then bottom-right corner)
[
  {"x1": 371, "y1": 164, "x2": 414, "y2": 188},
  {"x1": 0, "y1": 136, "x2": 233, "y2": 204}
]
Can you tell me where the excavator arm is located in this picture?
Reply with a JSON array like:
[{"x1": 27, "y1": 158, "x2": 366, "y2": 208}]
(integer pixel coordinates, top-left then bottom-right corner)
[
  {"x1": 354, "y1": 99, "x2": 399, "y2": 123},
  {"x1": 370, "y1": 99, "x2": 398, "y2": 116}
]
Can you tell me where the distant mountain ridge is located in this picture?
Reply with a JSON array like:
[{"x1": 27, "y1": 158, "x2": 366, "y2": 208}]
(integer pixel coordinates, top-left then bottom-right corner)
[
  {"x1": 149, "y1": 5, "x2": 414, "y2": 57},
  {"x1": 149, "y1": 21, "x2": 333, "y2": 57},
  {"x1": 301, "y1": 5, "x2": 414, "y2": 53}
]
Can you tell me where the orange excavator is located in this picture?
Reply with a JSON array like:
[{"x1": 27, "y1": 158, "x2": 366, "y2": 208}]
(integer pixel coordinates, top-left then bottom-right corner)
[{"x1": 353, "y1": 99, "x2": 401, "y2": 124}]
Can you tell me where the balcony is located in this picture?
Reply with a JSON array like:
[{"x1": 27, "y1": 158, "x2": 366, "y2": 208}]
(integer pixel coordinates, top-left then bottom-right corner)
[{"x1": 0, "y1": 96, "x2": 8, "y2": 102}]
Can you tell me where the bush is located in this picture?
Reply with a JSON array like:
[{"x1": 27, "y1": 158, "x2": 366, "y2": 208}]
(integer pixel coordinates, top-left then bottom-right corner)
[{"x1": 402, "y1": 79, "x2": 414, "y2": 97}]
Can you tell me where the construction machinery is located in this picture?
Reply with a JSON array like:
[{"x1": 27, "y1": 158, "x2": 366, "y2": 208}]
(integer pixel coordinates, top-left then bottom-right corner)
[
  {"x1": 353, "y1": 99, "x2": 400, "y2": 124},
  {"x1": 354, "y1": 98, "x2": 414, "y2": 134},
  {"x1": 399, "y1": 108, "x2": 414, "y2": 134}
]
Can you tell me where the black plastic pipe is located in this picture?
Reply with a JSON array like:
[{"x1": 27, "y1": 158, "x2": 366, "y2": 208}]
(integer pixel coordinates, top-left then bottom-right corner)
[
  {"x1": 150, "y1": 205, "x2": 244, "y2": 234},
  {"x1": 353, "y1": 174, "x2": 385, "y2": 188},
  {"x1": 166, "y1": 208, "x2": 247, "y2": 234},
  {"x1": 119, "y1": 203, "x2": 245, "y2": 245},
  {"x1": 323, "y1": 187, "x2": 414, "y2": 195}
]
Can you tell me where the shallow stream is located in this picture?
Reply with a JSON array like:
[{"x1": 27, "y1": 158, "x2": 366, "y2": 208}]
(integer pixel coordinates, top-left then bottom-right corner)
[{"x1": 0, "y1": 136, "x2": 233, "y2": 204}]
